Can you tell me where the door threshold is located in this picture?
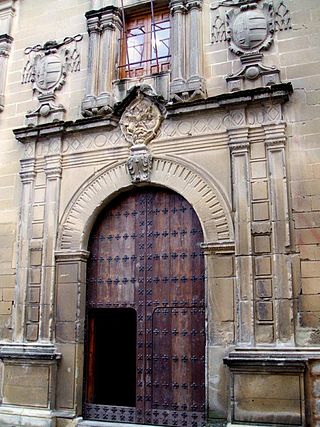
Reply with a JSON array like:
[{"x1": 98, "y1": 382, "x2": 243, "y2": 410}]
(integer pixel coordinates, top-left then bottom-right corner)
[{"x1": 78, "y1": 421, "x2": 156, "y2": 427}]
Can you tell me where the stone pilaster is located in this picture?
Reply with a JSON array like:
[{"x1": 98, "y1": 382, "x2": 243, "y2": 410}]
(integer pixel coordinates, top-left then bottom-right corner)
[
  {"x1": 0, "y1": 35, "x2": 13, "y2": 111},
  {"x1": 169, "y1": 0, "x2": 187, "y2": 93},
  {"x1": 83, "y1": 16, "x2": 100, "y2": 104},
  {"x1": 97, "y1": 8, "x2": 121, "y2": 110},
  {"x1": 264, "y1": 122, "x2": 294, "y2": 344},
  {"x1": 39, "y1": 150, "x2": 62, "y2": 341},
  {"x1": 82, "y1": 7, "x2": 122, "y2": 116},
  {"x1": 228, "y1": 127, "x2": 254, "y2": 345},
  {"x1": 55, "y1": 250, "x2": 89, "y2": 414},
  {"x1": 185, "y1": 0, "x2": 206, "y2": 98},
  {"x1": 14, "y1": 157, "x2": 36, "y2": 342}
]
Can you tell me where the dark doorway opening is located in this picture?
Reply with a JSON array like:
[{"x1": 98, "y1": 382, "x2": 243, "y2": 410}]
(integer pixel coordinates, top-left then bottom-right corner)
[{"x1": 86, "y1": 308, "x2": 137, "y2": 407}]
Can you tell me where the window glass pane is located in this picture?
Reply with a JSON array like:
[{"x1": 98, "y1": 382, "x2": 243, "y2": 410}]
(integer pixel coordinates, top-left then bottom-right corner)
[
  {"x1": 151, "y1": 20, "x2": 170, "y2": 63},
  {"x1": 127, "y1": 27, "x2": 145, "y2": 66}
]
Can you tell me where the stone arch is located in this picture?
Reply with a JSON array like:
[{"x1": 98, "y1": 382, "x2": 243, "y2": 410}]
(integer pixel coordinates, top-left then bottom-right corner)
[{"x1": 57, "y1": 156, "x2": 234, "y2": 251}]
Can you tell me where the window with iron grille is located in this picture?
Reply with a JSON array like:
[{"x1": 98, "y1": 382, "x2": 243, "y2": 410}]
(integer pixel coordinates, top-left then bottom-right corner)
[{"x1": 119, "y1": 8, "x2": 170, "y2": 79}]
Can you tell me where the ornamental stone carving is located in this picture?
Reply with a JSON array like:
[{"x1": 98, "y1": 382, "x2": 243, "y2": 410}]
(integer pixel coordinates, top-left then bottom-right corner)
[
  {"x1": 120, "y1": 95, "x2": 163, "y2": 146},
  {"x1": 22, "y1": 35, "x2": 82, "y2": 125},
  {"x1": 226, "y1": 2, "x2": 274, "y2": 56},
  {"x1": 211, "y1": 0, "x2": 292, "y2": 90},
  {"x1": 127, "y1": 145, "x2": 153, "y2": 183}
]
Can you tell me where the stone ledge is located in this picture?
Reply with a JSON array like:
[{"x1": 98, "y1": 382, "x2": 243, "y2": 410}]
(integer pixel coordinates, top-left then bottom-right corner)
[{"x1": 0, "y1": 343, "x2": 61, "y2": 360}]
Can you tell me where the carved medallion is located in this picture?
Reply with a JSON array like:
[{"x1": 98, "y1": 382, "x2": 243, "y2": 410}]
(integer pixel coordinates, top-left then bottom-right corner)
[{"x1": 120, "y1": 96, "x2": 162, "y2": 146}]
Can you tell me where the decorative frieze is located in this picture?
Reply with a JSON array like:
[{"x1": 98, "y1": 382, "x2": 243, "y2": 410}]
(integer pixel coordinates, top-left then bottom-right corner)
[{"x1": 22, "y1": 35, "x2": 83, "y2": 125}]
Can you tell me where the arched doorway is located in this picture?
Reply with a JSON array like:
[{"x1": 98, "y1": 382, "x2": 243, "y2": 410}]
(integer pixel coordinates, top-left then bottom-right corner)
[{"x1": 83, "y1": 187, "x2": 206, "y2": 427}]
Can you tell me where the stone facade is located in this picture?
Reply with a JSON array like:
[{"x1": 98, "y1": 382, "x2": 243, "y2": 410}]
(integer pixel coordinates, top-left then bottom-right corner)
[{"x1": 0, "y1": 0, "x2": 319, "y2": 426}]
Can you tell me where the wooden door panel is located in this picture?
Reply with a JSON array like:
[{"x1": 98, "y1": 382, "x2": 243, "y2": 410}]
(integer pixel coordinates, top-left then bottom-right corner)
[{"x1": 84, "y1": 188, "x2": 206, "y2": 427}]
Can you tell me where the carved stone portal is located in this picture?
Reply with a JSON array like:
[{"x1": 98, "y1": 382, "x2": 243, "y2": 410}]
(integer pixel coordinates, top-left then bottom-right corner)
[
  {"x1": 120, "y1": 95, "x2": 162, "y2": 146},
  {"x1": 22, "y1": 35, "x2": 82, "y2": 126}
]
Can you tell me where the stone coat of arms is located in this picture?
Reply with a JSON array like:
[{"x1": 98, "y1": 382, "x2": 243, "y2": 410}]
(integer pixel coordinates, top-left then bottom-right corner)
[{"x1": 22, "y1": 35, "x2": 82, "y2": 125}]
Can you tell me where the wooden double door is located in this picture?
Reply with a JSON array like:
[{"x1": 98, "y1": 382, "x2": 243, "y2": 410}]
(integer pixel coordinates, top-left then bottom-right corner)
[{"x1": 84, "y1": 187, "x2": 206, "y2": 427}]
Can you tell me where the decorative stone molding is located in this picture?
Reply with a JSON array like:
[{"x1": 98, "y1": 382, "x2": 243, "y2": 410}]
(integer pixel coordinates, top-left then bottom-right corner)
[
  {"x1": 58, "y1": 157, "x2": 233, "y2": 251},
  {"x1": 201, "y1": 240, "x2": 235, "y2": 254},
  {"x1": 22, "y1": 35, "x2": 83, "y2": 126}
]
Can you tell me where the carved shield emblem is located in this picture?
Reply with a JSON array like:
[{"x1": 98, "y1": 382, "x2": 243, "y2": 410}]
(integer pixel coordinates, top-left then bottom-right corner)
[
  {"x1": 34, "y1": 53, "x2": 64, "y2": 92},
  {"x1": 233, "y1": 9, "x2": 268, "y2": 50}
]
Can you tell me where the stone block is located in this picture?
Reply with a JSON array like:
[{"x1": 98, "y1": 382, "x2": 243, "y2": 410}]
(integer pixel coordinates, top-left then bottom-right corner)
[
  {"x1": 301, "y1": 294, "x2": 320, "y2": 311},
  {"x1": 33, "y1": 205, "x2": 45, "y2": 221},
  {"x1": 255, "y1": 278, "x2": 272, "y2": 298},
  {"x1": 250, "y1": 143, "x2": 265, "y2": 159},
  {"x1": 256, "y1": 301, "x2": 273, "y2": 321},
  {"x1": 302, "y1": 278, "x2": 320, "y2": 294},
  {"x1": 30, "y1": 267, "x2": 41, "y2": 284},
  {"x1": 56, "y1": 321, "x2": 76, "y2": 343},
  {"x1": 255, "y1": 256, "x2": 272, "y2": 276},
  {"x1": 56, "y1": 343, "x2": 76, "y2": 410},
  {"x1": 251, "y1": 161, "x2": 267, "y2": 179},
  {"x1": 3, "y1": 364, "x2": 50, "y2": 407},
  {"x1": 27, "y1": 305, "x2": 39, "y2": 322},
  {"x1": 255, "y1": 323, "x2": 274, "y2": 344},
  {"x1": 300, "y1": 244, "x2": 320, "y2": 260},
  {"x1": 57, "y1": 263, "x2": 79, "y2": 284},
  {"x1": 26, "y1": 323, "x2": 39, "y2": 341},
  {"x1": 2, "y1": 288, "x2": 14, "y2": 301},
  {"x1": 254, "y1": 236, "x2": 271, "y2": 254},
  {"x1": 296, "y1": 228, "x2": 320, "y2": 244},
  {"x1": 233, "y1": 373, "x2": 302, "y2": 425},
  {"x1": 294, "y1": 212, "x2": 320, "y2": 229},
  {"x1": 292, "y1": 196, "x2": 312, "y2": 212},
  {"x1": 252, "y1": 181, "x2": 268, "y2": 201},
  {"x1": 252, "y1": 202, "x2": 270, "y2": 221},
  {"x1": 0, "y1": 301, "x2": 12, "y2": 315},
  {"x1": 32, "y1": 223, "x2": 44, "y2": 239},
  {"x1": 301, "y1": 261, "x2": 320, "y2": 277},
  {"x1": 56, "y1": 283, "x2": 78, "y2": 322},
  {"x1": 208, "y1": 255, "x2": 233, "y2": 278},
  {"x1": 30, "y1": 250, "x2": 42, "y2": 266},
  {"x1": 209, "y1": 278, "x2": 234, "y2": 322},
  {"x1": 301, "y1": 312, "x2": 320, "y2": 328},
  {"x1": 28, "y1": 287, "x2": 40, "y2": 303},
  {"x1": 34, "y1": 188, "x2": 46, "y2": 203}
]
